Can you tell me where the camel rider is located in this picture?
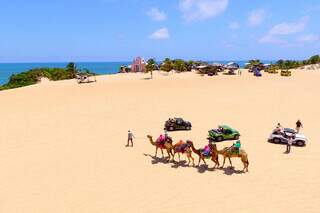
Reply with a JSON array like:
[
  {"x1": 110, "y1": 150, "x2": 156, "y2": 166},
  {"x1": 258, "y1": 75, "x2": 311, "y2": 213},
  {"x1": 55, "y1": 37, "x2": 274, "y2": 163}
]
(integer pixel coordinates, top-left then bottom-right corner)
[
  {"x1": 164, "y1": 129, "x2": 168, "y2": 138},
  {"x1": 202, "y1": 143, "x2": 211, "y2": 156},
  {"x1": 234, "y1": 140, "x2": 241, "y2": 155},
  {"x1": 155, "y1": 134, "x2": 165, "y2": 146}
]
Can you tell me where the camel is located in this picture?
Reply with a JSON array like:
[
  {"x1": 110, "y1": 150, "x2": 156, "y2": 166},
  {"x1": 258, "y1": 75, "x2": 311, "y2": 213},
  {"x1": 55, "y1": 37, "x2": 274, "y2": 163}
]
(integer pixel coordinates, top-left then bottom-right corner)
[
  {"x1": 172, "y1": 140, "x2": 195, "y2": 166},
  {"x1": 208, "y1": 143, "x2": 220, "y2": 169},
  {"x1": 186, "y1": 140, "x2": 218, "y2": 167},
  {"x1": 147, "y1": 135, "x2": 173, "y2": 161},
  {"x1": 211, "y1": 144, "x2": 249, "y2": 172}
]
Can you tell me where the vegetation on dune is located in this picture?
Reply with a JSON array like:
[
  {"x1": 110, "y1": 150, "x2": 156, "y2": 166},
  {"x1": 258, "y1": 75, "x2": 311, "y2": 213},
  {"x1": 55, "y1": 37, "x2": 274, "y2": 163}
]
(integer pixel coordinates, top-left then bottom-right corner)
[
  {"x1": 245, "y1": 55, "x2": 320, "y2": 70},
  {"x1": 160, "y1": 58, "x2": 174, "y2": 72},
  {"x1": 0, "y1": 63, "x2": 95, "y2": 91}
]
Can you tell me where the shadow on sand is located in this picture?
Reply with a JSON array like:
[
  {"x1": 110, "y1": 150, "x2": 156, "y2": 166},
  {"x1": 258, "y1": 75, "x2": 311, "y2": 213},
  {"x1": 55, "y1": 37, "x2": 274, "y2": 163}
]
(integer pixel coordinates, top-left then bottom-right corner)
[
  {"x1": 219, "y1": 166, "x2": 245, "y2": 175},
  {"x1": 171, "y1": 160, "x2": 192, "y2": 169},
  {"x1": 141, "y1": 77, "x2": 152, "y2": 80},
  {"x1": 143, "y1": 153, "x2": 170, "y2": 164},
  {"x1": 143, "y1": 153, "x2": 245, "y2": 175},
  {"x1": 196, "y1": 164, "x2": 216, "y2": 173}
]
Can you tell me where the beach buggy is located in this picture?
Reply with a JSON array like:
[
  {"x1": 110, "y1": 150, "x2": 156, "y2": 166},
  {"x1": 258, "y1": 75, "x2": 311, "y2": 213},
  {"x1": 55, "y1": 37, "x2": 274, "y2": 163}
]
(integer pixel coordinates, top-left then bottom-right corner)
[
  {"x1": 164, "y1": 118, "x2": 192, "y2": 131},
  {"x1": 207, "y1": 125, "x2": 240, "y2": 142},
  {"x1": 268, "y1": 128, "x2": 307, "y2": 146}
]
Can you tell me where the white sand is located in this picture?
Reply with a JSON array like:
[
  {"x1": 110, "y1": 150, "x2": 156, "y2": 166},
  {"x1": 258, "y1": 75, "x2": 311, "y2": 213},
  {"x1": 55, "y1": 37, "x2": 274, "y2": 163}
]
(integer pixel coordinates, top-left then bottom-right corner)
[{"x1": 1, "y1": 69, "x2": 320, "y2": 212}]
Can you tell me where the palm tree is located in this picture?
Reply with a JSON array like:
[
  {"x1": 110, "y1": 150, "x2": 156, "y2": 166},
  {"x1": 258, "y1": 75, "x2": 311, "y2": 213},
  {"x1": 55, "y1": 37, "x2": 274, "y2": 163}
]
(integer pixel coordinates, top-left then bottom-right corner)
[{"x1": 146, "y1": 58, "x2": 157, "y2": 79}]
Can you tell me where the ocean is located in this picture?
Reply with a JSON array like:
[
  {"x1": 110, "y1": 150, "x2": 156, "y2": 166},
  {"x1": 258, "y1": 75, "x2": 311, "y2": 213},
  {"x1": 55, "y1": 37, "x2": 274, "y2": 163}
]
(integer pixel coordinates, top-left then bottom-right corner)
[{"x1": 0, "y1": 61, "x2": 273, "y2": 85}]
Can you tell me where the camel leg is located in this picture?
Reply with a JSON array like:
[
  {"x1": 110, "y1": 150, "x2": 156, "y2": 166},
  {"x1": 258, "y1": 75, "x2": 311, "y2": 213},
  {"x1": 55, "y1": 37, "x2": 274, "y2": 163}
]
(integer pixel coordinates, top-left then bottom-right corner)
[
  {"x1": 197, "y1": 155, "x2": 201, "y2": 166},
  {"x1": 173, "y1": 152, "x2": 176, "y2": 162},
  {"x1": 220, "y1": 156, "x2": 226, "y2": 168},
  {"x1": 161, "y1": 149, "x2": 164, "y2": 158},
  {"x1": 155, "y1": 147, "x2": 158, "y2": 157},
  {"x1": 178, "y1": 153, "x2": 181, "y2": 162},
  {"x1": 166, "y1": 149, "x2": 171, "y2": 161},
  {"x1": 215, "y1": 156, "x2": 220, "y2": 168},
  {"x1": 187, "y1": 155, "x2": 190, "y2": 165},
  {"x1": 190, "y1": 155, "x2": 195, "y2": 166},
  {"x1": 228, "y1": 157, "x2": 233, "y2": 168},
  {"x1": 202, "y1": 156, "x2": 207, "y2": 165}
]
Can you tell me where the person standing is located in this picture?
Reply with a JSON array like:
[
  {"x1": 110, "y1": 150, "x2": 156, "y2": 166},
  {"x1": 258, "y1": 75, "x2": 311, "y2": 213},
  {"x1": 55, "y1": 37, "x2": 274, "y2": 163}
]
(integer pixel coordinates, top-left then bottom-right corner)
[
  {"x1": 126, "y1": 130, "x2": 135, "y2": 147},
  {"x1": 286, "y1": 136, "x2": 293, "y2": 154},
  {"x1": 276, "y1": 123, "x2": 283, "y2": 134},
  {"x1": 296, "y1": 120, "x2": 303, "y2": 133}
]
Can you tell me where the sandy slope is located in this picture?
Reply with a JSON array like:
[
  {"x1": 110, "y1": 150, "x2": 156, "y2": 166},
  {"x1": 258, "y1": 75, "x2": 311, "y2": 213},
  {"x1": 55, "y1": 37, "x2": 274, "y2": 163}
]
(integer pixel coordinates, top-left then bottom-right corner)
[{"x1": 1, "y1": 69, "x2": 320, "y2": 213}]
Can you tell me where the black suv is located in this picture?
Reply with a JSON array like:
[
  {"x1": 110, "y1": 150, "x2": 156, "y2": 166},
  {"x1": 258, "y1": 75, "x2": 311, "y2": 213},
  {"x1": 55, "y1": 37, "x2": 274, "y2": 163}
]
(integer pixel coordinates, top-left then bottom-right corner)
[{"x1": 164, "y1": 118, "x2": 192, "y2": 131}]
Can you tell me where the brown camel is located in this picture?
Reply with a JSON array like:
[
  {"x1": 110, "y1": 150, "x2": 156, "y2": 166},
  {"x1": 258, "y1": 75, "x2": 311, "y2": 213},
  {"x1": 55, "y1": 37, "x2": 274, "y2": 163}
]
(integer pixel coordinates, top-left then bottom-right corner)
[
  {"x1": 147, "y1": 135, "x2": 173, "y2": 161},
  {"x1": 208, "y1": 143, "x2": 220, "y2": 169},
  {"x1": 211, "y1": 144, "x2": 249, "y2": 172},
  {"x1": 186, "y1": 140, "x2": 215, "y2": 167},
  {"x1": 172, "y1": 140, "x2": 195, "y2": 166}
]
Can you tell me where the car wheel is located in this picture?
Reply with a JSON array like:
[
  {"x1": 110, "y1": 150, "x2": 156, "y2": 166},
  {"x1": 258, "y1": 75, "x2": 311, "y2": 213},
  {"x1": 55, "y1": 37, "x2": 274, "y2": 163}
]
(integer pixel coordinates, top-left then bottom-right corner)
[
  {"x1": 234, "y1": 134, "x2": 240, "y2": 140},
  {"x1": 169, "y1": 126, "x2": 174, "y2": 131},
  {"x1": 216, "y1": 136, "x2": 223, "y2": 142},
  {"x1": 296, "y1": 140, "x2": 305, "y2": 146},
  {"x1": 273, "y1": 138, "x2": 281, "y2": 143}
]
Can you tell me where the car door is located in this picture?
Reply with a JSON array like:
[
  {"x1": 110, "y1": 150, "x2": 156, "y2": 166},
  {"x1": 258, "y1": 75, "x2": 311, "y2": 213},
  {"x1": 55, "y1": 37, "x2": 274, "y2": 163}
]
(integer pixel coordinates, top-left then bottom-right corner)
[{"x1": 224, "y1": 129, "x2": 233, "y2": 139}]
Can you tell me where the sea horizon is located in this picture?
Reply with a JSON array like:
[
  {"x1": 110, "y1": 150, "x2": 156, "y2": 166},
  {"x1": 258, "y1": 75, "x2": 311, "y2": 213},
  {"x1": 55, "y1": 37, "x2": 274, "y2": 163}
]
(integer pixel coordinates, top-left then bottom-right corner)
[{"x1": 0, "y1": 60, "x2": 275, "y2": 85}]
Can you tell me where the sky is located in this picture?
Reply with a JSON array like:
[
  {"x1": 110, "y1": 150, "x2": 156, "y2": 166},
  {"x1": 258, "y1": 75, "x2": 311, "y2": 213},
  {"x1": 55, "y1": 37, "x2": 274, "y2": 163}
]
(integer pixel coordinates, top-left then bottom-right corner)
[{"x1": 0, "y1": 0, "x2": 319, "y2": 62}]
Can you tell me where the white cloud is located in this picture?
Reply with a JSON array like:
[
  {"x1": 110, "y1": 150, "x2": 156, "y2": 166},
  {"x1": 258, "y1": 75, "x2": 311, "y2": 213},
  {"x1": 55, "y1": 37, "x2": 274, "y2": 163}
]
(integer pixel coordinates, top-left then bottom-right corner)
[
  {"x1": 149, "y1": 28, "x2": 170, "y2": 40},
  {"x1": 259, "y1": 35, "x2": 287, "y2": 45},
  {"x1": 269, "y1": 16, "x2": 309, "y2": 35},
  {"x1": 259, "y1": 16, "x2": 310, "y2": 45},
  {"x1": 147, "y1": 8, "x2": 167, "y2": 21},
  {"x1": 229, "y1": 21, "x2": 240, "y2": 30},
  {"x1": 248, "y1": 9, "x2": 266, "y2": 27},
  {"x1": 297, "y1": 34, "x2": 319, "y2": 42},
  {"x1": 179, "y1": 0, "x2": 228, "y2": 22}
]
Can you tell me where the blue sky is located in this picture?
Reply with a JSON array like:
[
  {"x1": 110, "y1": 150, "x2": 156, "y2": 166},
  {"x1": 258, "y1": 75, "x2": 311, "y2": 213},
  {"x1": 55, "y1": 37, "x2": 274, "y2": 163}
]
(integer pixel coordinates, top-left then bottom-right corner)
[{"x1": 0, "y1": 0, "x2": 319, "y2": 62}]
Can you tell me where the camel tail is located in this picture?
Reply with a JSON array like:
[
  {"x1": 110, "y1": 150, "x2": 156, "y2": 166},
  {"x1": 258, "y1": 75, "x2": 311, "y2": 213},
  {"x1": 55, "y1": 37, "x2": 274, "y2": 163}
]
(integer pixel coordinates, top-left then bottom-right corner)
[{"x1": 246, "y1": 159, "x2": 249, "y2": 166}]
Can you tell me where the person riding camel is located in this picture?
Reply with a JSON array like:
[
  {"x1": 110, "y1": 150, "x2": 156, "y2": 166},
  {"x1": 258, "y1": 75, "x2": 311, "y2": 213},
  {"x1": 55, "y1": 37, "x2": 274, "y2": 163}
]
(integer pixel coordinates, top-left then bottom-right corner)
[
  {"x1": 156, "y1": 134, "x2": 166, "y2": 147},
  {"x1": 229, "y1": 140, "x2": 241, "y2": 155},
  {"x1": 234, "y1": 140, "x2": 241, "y2": 155},
  {"x1": 202, "y1": 143, "x2": 212, "y2": 157}
]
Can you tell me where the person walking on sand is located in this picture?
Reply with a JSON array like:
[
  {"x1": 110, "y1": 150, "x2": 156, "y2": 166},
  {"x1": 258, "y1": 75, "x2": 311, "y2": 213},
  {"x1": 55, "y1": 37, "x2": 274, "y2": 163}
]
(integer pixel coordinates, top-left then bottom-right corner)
[
  {"x1": 296, "y1": 119, "x2": 303, "y2": 133},
  {"x1": 286, "y1": 136, "x2": 293, "y2": 154},
  {"x1": 126, "y1": 130, "x2": 135, "y2": 147}
]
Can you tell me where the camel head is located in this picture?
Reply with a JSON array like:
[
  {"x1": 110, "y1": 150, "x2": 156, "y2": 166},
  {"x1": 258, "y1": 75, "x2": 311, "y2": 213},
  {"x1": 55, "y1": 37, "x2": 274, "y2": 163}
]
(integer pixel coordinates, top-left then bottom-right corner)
[{"x1": 147, "y1": 135, "x2": 152, "y2": 139}]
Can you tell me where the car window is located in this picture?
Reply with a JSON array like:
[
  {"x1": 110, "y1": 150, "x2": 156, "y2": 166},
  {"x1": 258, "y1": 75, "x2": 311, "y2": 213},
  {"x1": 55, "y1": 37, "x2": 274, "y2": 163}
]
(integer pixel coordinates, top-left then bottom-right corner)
[{"x1": 224, "y1": 129, "x2": 232, "y2": 134}]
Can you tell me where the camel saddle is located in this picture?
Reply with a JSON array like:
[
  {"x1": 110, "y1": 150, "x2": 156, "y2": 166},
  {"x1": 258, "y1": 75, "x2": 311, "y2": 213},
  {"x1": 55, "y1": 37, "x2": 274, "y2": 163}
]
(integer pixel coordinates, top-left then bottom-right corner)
[
  {"x1": 175, "y1": 142, "x2": 189, "y2": 153},
  {"x1": 156, "y1": 136, "x2": 169, "y2": 148}
]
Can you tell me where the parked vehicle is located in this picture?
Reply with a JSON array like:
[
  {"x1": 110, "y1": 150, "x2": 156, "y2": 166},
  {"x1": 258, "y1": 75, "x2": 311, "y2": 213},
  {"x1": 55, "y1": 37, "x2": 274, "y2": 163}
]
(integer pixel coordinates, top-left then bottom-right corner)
[
  {"x1": 164, "y1": 118, "x2": 192, "y2": 131},
  {"x1": 207, "y1": 125, "x2": 240, "y2": 142},
  {"x1": 281, "y1": 69, "x2": 292, "y2": 76},
  {"x1": 268, "y1": 128, "x2": 307, "y2": 146}
]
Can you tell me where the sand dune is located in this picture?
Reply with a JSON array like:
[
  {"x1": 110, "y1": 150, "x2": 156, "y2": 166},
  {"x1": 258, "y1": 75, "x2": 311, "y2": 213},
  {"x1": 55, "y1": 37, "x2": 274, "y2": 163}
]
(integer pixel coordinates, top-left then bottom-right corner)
[{"x1": 1, "y1": 69, "x2": 320, "y2": 213}]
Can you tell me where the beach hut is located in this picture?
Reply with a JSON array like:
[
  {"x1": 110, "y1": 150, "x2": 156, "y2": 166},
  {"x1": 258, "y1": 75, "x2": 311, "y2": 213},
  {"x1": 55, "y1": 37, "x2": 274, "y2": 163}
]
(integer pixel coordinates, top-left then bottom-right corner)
[{"x1": 131, "y1": 57, "x2": 146, "y2": 72}]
